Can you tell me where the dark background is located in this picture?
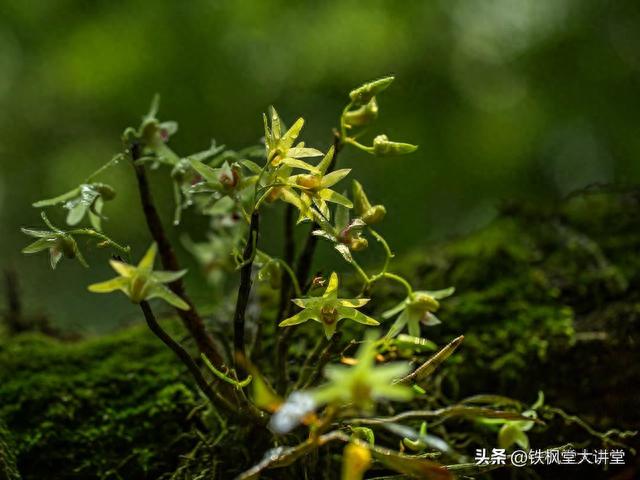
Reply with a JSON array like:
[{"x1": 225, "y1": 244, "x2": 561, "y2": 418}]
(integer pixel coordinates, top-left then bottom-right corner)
[{"x1": 1, "y1": 0, "x2": 639, "y2": 332}]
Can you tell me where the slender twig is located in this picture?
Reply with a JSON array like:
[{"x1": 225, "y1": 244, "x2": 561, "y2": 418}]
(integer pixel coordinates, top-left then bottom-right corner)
[
  {"x1": 275, "y1": 203, "x2": 296, "y2": 326},
  {"x1": 301, "y1": 332, "x2": 342, "y2": 390},
  {"x1": 394, "y1": 335, "x2": 464, "y2": 385},
  {"x1": 130, "y1": 141, "x2": 225, "y2": 367},
  {"x1": 139, "y1": 301, "x2": 236, "y2": 414},
  {"x1": 233, "y1": 211, "x2": 260, "y2": 369}
]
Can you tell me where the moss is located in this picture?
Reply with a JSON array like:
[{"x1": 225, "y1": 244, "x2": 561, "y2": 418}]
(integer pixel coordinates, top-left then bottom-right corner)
[
  {"x1": 0, "y1": 420, "x2": 20, "y2": 480},
  {"x1": 389, "y1": 187, "x2": 640, "y2": 429},
  {"x1": 0, "y1": 324, "x2": 202, "y2": 480}
]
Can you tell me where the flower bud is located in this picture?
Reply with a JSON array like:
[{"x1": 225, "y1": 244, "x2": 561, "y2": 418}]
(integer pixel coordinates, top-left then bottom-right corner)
[
  {"x1": 94, "y1": 183, "x2": 116, "y2": 201},
  {"x1": 361, "y1": 205, "x2": 386, "y2": 225},
  {"x1": 341, "y1": 443, "x2": 371, "y2": 480},
  {"x1": 343, "y1": 98, "x2": 378, "y2": 127},
  {"x1": 352, "y1": 180, "x2": 372, "y2": 216},
  {"x1": 350, "y1": 237, "x2": 369, "y2": 252},
  {"x1": 349, "y1": 76, "x2": 394, "y2": 105},
  {"x1": 373, "y1": 135, "x2": 418, "y2": 157}
]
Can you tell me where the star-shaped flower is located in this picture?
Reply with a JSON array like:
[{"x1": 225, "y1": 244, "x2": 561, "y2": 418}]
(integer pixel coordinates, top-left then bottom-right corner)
[
  {"x1": 263, "y1": 107, "x2": 323, "y2": 172},
  {"x1": 310, "y1": 334, "x2": 413, "y2": 410},
  {"x1": 382, "y1": 288, "x2": 454, "y2": 338},
  {"x1": 22, "y1": 225, "x2": 87, "y2": 270},
  {"x1": 88, "y1": 243, "x2": 189, "y2": 310},
  {"x1": 279, "y1": 272, "x2": 379, "y2": 338},
  {"x1": 290, "y1": 146, "x2": 353, "y2": 221}
]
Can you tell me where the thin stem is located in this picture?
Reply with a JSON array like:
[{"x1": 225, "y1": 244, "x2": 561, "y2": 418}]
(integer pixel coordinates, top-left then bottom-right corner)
[
  {"x1": 201, "y1": 354, "x2": 252, "y2": 389},
  {"x1": 276, "y1": 258, "x2": 302, "y2": 298},
  {"x1": 368, "y1": 228, "x2": 393, "y2": 275},
  {"x1": 233, "y1": 211, "x2": 260, "y2": 369},
  {"x1": 130, "y1": 141, "x2": 226, "y2": 367},
  {"x1": 381, "y1": 272, "x2": 414, "y2": 297},
  {"x1": 343, "y1": 137, "x2": 374, "y2": 154},
  {"x1": 68, "y1": 228, "x2": 131, "y2": 260},
  {"x1": 85, "y1": 153, "x2": 125, "y2": 183},
  {"x1": 139, "y1": 301, "x2": 236, "y2": 414},
  {"x1": 350, "y1": 257, "x2": 370, "y2": 285}
]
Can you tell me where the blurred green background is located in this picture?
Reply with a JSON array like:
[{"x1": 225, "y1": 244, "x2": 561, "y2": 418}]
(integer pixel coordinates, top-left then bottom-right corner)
[{"x1": 1, "y1": 0, "x2": 639, "y2": 333}]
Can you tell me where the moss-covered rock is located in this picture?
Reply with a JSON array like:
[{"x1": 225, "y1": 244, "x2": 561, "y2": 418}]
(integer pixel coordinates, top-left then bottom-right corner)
[{"x1": 0, "y1": 325, "x2": 201, "y2": 480}]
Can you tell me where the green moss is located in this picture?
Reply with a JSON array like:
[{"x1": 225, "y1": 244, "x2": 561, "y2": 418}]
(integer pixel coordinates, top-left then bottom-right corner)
[
  {"x1": 0, "y1": 420, "x2": 20, "y2": 480},
  {"x1": 0, "y1": 324, "x2": 202, "y2": 480},
  {"x1": 389, "y1": 188, "x2": 640, "y2": 428}
]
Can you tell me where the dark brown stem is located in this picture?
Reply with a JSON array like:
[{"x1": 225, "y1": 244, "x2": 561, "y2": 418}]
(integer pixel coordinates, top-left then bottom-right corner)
[
  {"x1": 139, "y1": 301, "x2": 235, "y2": 414},
  {"x1": 233, "y1": 211, "x2": 260, "y2": 369},
  {"x1": 275, "y1": 204, "x2": 296, "y2": 325},
  {"x1": 130, "y1": 142, "x2": 225, "y2": 367}
]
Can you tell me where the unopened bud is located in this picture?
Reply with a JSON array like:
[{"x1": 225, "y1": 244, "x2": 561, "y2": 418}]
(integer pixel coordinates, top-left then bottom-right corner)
[
  {"x1": 341, "y1": 443, "x2": 371, "y2": 480},
  {"x1": 361, "y1": 205, "x2": 386, "y2": 225},
  {"x1": 352, "y1": 180, "x2": 372, "y2": 216},
  {"x1": 350, "y1": 237, "x2": 369, "y2": 252},
  {"x1": 343, "y1": 98, "x2": 378, "y2": 127},
  {"x1": 349, "y1": 76, "x2": 394, "y2": 105},
  {"x1": 373, "y1": 135, "x2": 418, "y2": 157},
  {"x1": 94, "y1": 183, "x2": 116, "y2": 201}
]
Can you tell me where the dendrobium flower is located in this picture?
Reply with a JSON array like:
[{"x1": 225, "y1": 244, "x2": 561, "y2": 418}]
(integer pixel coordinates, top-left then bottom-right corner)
[
  {"x1": 279, "y1": 272, "x2": 379, "y2": 338},
  {"x1": 313, "y1": 203, "x2": 368, "y2": 263},
  {"x1": 382, "y1": 288, "x2": 454, "y2": 338},
  {"x1": 291, "y1": 146, "x2": 353, "y2": 221},
  {"x1": 22, "y1": 226, "x2": 87, "y2": 270},
  {"x1": 88, "y1": 243, "x2": 189, "y2": 310},
  {"x1": 263, "y1": 107, "x2": 323, "y2": 172},
  {"x1": 310, "y1": 334, "x2": 413, "y2": 410},
  {"x1": 32, "y1": 183, "x2": 116, "y2": 231}
]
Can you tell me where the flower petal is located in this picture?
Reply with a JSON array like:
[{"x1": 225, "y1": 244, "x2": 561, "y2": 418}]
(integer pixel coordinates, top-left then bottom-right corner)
[
  {"x1": 88, "y1": 276, "x2": 129, "y2": 293},
  {"x1": 279, "y1": 157, "x2": 320, "y2": 173},
  {"x1": 109, "y1": 260, "x2": 136, "y2": 277},
  {"x1": 146, "y1": 284, "x2": 190, "y2": 310},
  {"x1": 320, "y1": 169, "x2": 351, "y2": 188},
  {"x1": 151, "y1": 269, "x2": 188, "y2": 283},
  {"x1": 319, "y1": 189, "x2": 353, "y2": 208},
  {"x1": 287, "y1": 147, "x2": 323, "y2": 158},
  {"x1": 337, "y1": 306, "x2": 379, "y2": 326},
  {"x1": 279, "y1": 117, "x2": 304, "y2": 150},
  {"x1": 338, "y1": 298, "x2": 370, "y2": 308},
  {"x1": 323, "y1": 272, "x2": 339, "y2": 299},
  {"x1": 137, "y1": 243, "x2": 158, "y2": 271},
  {"x1": 279, "y1": 309, "x2": 316, "y2": 327}
]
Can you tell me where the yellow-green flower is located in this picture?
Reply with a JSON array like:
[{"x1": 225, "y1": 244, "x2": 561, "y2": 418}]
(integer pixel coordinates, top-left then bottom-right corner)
[
  {"x1": 311, "y1": 334, "x2": 412, "y2": 410},
  {"x1": 290, "y1": 146, "x2": 353, "y2": 221},
  {"x1": 263, "y1": 107, "x2": 323, "y2": 172},
  {"x1": 88, "y1": 243, "x2": 189, "y2": 310},
  {"x1": 382, "y1": 288, "x2": 454, "y2": 337},
  {"x1": 279, "y1": 272, "x2": 378, "y2": 338}
]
